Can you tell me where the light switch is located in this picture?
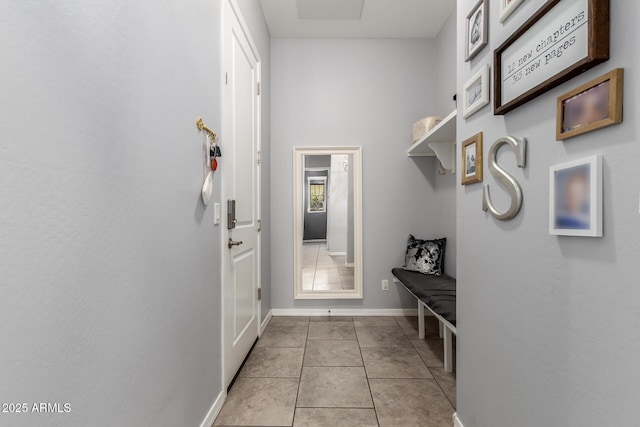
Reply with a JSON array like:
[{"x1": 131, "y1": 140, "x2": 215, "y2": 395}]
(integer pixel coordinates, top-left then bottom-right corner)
[{"x1": 214, "y1": 203, "x2": 221, "y2": 225}]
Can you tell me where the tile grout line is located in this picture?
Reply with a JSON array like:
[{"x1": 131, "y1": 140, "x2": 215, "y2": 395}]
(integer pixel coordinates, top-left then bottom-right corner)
[
  {"x1": 357, "y1": 319, "x2": 382, "y2": 427},
  {"x1": 426, "y1": 364, "x2": 457, "y2": 411},
  {"x1": 290, "y1": 318, "x2": 310, "y2": 426},
  {"x1": 312, "y1": 245, "x2": 318, "y2": 291},
  {"x1": 403, "y1": 317, "x2": 457, "y2": 411}
]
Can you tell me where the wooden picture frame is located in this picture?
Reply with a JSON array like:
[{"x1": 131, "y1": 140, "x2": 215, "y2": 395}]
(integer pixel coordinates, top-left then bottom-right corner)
[
  {"x1": 500, "y1": 0, "x2": 525, "y2": 23},
  {"x1": 556, "y1": 68, "x2": 623, "y2": 141},
  {"x1": 461, "y1": 133, "x2": 483, "y2": 185},
  {"x1": 494, "y1": 0, "x2": 609, "y2": 115},
  {"x1": 549, "y1": 154, "x2": 602, "y2": 237},
  {"x1": 465, "y1": 0, "x2": 488, "y2": 62},
  {"x1": 463, "y1": 64, "x2": 490, "y2": 119}
]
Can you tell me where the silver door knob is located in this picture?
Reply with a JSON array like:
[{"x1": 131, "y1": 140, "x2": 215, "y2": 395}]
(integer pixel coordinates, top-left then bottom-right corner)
[{"x1": 228, "y1": 238, "x2": 244, "y2": 249}]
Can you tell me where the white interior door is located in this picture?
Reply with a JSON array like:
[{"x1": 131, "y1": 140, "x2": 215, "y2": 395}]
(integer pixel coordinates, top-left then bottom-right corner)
[{"x1": 222, "y1": 0, "x2": 261, "y2": 388}]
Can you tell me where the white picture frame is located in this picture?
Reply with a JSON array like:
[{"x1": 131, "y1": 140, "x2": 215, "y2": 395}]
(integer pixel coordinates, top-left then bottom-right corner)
[
  {"x1": 465, "y1": 0, "x2": 488, "y2": 61},
  {"x1": 499, "y1": 0, "x2": 525, "y2": 23},
  {"x1": 549, "y1": 154, "x2": 602, "y2": 237},
  {"x1": 463, "y1": 64, "x2": 490, "y2": 119},
  {"x1": 306, "y1": 176, "x2": 327, "y2": 213}
]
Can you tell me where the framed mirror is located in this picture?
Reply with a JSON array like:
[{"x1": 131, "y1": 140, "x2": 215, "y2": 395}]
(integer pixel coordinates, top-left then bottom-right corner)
[{"x1": 293, "y1": 146, "x2": 363, "y2": 299}]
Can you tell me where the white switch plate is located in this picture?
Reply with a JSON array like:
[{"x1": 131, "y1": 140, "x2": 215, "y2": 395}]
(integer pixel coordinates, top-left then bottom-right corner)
[
  {"x1": 214, "y1": 203, "x2": 221, "y2": 225},
  {"x1": 382, "y1": 279, "x2": 389, "y2": 291}
]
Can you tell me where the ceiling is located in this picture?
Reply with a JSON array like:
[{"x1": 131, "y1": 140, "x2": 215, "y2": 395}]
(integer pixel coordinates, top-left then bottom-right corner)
[{"x1": 259, "y1": 0, "x2": 456, "y2": 39}]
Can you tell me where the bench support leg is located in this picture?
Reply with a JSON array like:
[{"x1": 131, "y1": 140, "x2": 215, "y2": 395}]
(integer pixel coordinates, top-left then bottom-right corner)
[
  {"x1": 443, "y1": 327, "x2": 453, "y2": 373},
  {"x1": 417, "y1": 302, "x2": 425, "y2": 339}
]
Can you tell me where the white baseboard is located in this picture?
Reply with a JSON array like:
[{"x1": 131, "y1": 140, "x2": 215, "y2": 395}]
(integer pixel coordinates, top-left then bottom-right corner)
[
  {"x1": 328, "y1": 251, "x2": 347, "y2": 256},
  {"x1": 271, "y1": 308, "x2": 419, "y2": 317},
  {"x1": 453, "y1": 412, "x2": 464, "y2": 427},
  {"x1": 200, "y1": 390, "x2": 225, "y2": 427},
  {"x1": 260, "y1": 309, "x2": 273, "y2": 335},
  {"x1": 345, "y1": 262, "x2": 355, "y2": 267}
]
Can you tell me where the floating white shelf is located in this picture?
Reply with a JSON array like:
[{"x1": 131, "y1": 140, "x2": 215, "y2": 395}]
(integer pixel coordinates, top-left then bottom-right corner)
[{"x1": 407, "y1": 109, "x2": 457, "y2": 173}]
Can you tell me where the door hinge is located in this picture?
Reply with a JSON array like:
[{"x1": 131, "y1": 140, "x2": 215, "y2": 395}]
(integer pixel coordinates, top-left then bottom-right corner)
[
  {"x1": 257, "y1": 82, "x2": 261, "y2": 95},
  {"x1": 225, "y1": 72, "x2": 228, "y2": 85},
  {"x1": 257, "y1": 219, "x2": 262, "y2": 232},
  {"x1": 257, "y1": 150, "x2": 261, "y2": 165},
  {"x1": 257, "y1": 288, "x2": 262, "y2": 301}
]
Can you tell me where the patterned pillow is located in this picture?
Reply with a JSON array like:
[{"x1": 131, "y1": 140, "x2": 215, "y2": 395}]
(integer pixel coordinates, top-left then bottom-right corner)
[{"x1": 403, "y1": 235, "x2": 446, "y2": 276}]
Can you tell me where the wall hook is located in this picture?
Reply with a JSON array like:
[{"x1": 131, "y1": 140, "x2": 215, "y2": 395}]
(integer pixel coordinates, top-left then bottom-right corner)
[{"x1": 196, "y1": 117, "x2": 218, "y2": 141}]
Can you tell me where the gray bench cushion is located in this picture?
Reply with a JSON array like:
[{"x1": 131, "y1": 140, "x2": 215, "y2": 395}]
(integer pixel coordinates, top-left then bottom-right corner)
[{"x1": 392, "y1": 268, "x2": 456, "y2": 327}]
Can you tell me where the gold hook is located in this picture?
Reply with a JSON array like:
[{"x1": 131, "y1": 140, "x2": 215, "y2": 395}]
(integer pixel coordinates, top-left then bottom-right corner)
[{"x1": 196, "y1": 117, "x2": 218, "y2": 141}]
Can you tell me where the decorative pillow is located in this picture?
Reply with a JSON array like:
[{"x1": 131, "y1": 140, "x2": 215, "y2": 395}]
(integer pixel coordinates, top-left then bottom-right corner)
[{"x1": 403, "y1": 235, "x2": 446, "y2": 276}]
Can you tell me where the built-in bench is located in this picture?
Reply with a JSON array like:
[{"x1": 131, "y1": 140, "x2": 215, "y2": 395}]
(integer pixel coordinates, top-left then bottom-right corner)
[{"x1": 392, "y1": 267, "x2": 456, "y2": 373}]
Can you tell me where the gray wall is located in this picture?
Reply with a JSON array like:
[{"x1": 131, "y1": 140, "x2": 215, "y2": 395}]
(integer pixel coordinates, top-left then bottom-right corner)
[
  {"x1": 0, "y1": 1, "x2": 270, "y2": 426},
  {"x1": 271, "y1": 38, "x2": 443, "y2": 310},
  {"x1": 431, "y1": 7, "x2": 458, "y2": 278},
  {"x1": 347, "y1": 156, "x2": 355, "y2": 264},
  {"x1": 434, "y1": 8, "x2": 458, "y2": 115},
  {"x1": 456, "y1": 1, "x2": 640, "y2": 426},
  {"x1": 305, "y1": 155, "x2": 331, "y2": 168}
]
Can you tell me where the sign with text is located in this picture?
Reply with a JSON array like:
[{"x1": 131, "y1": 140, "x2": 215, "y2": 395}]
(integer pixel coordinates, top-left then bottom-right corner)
[{"x1": 494, "y1": 0, "x2": 609, "y2": 115}]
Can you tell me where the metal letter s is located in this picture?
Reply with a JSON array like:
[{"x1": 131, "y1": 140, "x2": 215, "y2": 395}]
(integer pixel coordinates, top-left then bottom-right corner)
[{"x1": 482, "y1": 136, "x2": 527, "y2": 221}]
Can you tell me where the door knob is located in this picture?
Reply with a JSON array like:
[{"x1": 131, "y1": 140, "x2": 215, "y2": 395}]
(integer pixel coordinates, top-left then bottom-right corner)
[{"x1": 228, "y1": 238, "x2": 244, "y2": 249}]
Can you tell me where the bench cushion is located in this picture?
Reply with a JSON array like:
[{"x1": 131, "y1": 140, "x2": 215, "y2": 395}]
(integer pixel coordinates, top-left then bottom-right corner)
[{"x1": 392, "y1": 268, "x2": 456, "y2": 327}]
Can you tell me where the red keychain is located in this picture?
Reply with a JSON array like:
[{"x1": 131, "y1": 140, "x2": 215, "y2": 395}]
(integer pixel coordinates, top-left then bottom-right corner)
[{"x1": 211, "y1": 158, "x2": 218, "y2": 171}]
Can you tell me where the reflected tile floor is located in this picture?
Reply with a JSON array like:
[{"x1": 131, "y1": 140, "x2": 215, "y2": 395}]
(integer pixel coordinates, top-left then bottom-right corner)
[
  {"x1": 301, "y1": 242, "x2": 354, "y2": 291},
  {"x1": 215, "y1": 315, "x2": 456, "y2": 426}
]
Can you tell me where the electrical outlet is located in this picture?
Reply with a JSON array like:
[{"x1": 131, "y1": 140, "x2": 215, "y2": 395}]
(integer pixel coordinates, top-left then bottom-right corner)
[{"x1": 382, "y1": 279, "x2": 389, "y2": 291}]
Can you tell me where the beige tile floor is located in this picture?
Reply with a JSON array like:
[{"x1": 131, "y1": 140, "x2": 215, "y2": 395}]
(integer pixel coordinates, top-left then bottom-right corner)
[
  {"x1": 302, "y1": 243, "x2": 354, "y2": 291},
  {"x1": 214, "y1": 315, "x2": 456, "y2": 427}
]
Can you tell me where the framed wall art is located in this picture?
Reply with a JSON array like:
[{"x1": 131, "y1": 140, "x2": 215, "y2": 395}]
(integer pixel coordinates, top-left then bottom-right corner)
[
  {"x1": 461, "y1": 133, "x2": 483, "y2": 185},
  {"x1": 494, "y1": 0, "x2": 610, "y2": 115},
  {"x1": 556, "y1": 68, "x2": 623, "y2": 141},
  {"x1": 465, "y1": 0, "x2": 488, "y2": 61},
  {"x1": 549, "y1": 154, "x2": 602, "y2": 237},
  {"x1": 500, "y1": 0, "x2": 526, "y2": 23},
  {"x1": 463, "y1": 64, "x2": 490, "y2": 119}
]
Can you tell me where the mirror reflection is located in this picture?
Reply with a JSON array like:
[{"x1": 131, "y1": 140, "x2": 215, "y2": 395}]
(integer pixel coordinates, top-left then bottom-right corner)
[
  {"x1": 301, "y1": 154, "x2": 355, "y2": 292},
  {"x1": 293, "y1": 146, "x2": 362, "y2": 299}
]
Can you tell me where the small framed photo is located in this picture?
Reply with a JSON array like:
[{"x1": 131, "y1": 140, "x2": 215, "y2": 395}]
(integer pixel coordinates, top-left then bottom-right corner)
[
  {"x1": 499, "y1": 0, "x2": 525, "y2": 23},
  {"x1": 463, "y1": 64, "x2": 490, "y2": 119},
  {"x1": 461, "y1": 133, "x2": 483, "y2": 185},
  {"x1": 465, "y1": 0, "x2": 488, "y2": 61},
  {"x1": 549, "y1": 155, "x2": 602, "y2": 237},
  {"x1": 556, "y1": 69, "x2": 624, "y2": 141}
]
